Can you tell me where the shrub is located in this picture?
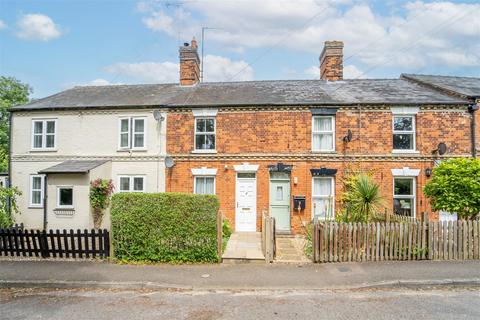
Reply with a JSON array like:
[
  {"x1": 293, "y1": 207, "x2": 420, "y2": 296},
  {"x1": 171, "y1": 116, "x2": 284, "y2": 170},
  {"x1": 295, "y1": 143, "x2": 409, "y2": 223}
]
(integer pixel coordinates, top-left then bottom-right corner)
[
  {"x1": 0, "y1": 186, "x2": 21, "y2": 228},
  {"x1": 90, "y1": 179, "x2": 114, "y2": 228},
  {"x1": 111, "y1": 192, "x2": 220, "y2": 263},
  {"x1": 338, "y1": 172, "x2": 385, "y2": 223},
  {"x1": 222, "y1": 219, "x2": 232, "y2": 252},
  {"x1": 424, "y1": 158, "x2": 480, "y2": 220}
]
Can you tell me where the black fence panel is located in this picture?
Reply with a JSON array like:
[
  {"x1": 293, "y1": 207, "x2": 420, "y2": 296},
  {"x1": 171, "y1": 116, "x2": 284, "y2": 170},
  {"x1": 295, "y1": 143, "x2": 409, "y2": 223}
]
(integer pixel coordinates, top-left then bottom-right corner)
[{"x1": 0, "y1": 228, "x2": 110, "y2": 259}]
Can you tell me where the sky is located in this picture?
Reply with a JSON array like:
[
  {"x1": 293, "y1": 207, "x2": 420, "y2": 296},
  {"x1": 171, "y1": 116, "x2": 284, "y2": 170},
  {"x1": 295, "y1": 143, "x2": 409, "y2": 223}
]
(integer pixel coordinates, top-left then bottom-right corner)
[{"x1": 0, "y1": 0, "x2": 479, "y2": 99}]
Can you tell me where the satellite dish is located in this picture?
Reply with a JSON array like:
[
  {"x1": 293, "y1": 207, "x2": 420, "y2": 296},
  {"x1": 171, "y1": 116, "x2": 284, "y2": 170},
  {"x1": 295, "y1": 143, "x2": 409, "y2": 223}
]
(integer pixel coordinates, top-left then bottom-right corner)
[
  {"x1": 437, "y1": 142, "x2": 447, "y2": 155},
  {"x1": 165, "y1": 156, "x2": 175, "y2": 168},
  {"x1": 343, "y1": 129, "x2": 353, "y2": 143},
  {"x1": 153, "y1": 110, "x2": 164, "y2": 121}
]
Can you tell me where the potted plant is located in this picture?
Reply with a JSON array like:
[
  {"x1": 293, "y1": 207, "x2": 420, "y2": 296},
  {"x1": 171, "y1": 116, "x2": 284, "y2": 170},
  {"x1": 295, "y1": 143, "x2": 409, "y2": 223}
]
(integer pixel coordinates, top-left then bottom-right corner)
[{"x1": 89, "y1": 178, "x2": 114, "y2": 229}]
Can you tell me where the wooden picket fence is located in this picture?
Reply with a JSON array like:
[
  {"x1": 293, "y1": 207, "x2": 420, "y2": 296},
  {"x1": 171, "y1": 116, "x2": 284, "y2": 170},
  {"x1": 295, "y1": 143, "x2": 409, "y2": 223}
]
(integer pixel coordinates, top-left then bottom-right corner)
[
  {"x1": 313, "y1": 220, "x2": 480, "y2": 263},
  {"x1": 0, "y1": 228, "x2": 110, "y2": 259}
]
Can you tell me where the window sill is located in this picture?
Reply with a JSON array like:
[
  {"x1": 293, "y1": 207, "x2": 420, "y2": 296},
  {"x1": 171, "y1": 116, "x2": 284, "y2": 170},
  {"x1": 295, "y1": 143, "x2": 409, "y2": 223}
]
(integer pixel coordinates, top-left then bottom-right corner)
[
  {"x1": 311, "y1": 150, "x2": 336, "y2": 154},
  {"x1": 117, "y1": 148, "x2": 148, "y2": 153},
  {"x1": 30, "y1": 149, "x2": 57, "y2": 153},
  {"x1": 392, "y1": 150, "x2": 420, "y2": 154},
  {"x1": 191, "y1": 150, "x2": 218, "y2": 154},
  {"x1": 28, "y1": 206, "x2": 43, "y2": 209}
]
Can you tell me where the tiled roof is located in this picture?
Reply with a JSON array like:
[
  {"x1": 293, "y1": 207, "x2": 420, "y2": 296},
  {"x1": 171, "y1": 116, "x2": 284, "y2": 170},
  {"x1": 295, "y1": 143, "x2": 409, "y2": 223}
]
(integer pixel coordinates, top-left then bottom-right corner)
[
  {"x1": 38, "y1": 160, "x2": 109, "y2": 174},
  {"x1": 14, "y1": 78, "x2": 468, "y2": 111},
  {"x1": 401, "y1": 74, "x2": 480, "y2": 99}
]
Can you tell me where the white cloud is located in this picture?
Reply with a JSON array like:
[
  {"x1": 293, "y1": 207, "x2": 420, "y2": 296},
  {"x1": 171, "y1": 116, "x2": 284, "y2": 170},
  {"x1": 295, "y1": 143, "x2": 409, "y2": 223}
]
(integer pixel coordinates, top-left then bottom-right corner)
[
  {"x1": 16, "y1": 14, "x2": 62, "y2": 41},
  {"x1": 85, "y1": 79, "x2": 120, "y2": 86},
  {"x1": 103, "y1": 54, "x2": 253, "y2": 83},
  {"x1": 0, "y1": 20, "x2": 7, "y2": 30},
  {"x1": 343, "y1": 65, "x2": 364, "y2": 79},
  {"x1": 104, "y1": 61, "x2": 179, "y2": 83},
  {"x1": 304, "y1": 66, "x2": 318, "y2": 78},
  {"x1": 138, "y1": 0, "x2": 480, "y2": 74}
]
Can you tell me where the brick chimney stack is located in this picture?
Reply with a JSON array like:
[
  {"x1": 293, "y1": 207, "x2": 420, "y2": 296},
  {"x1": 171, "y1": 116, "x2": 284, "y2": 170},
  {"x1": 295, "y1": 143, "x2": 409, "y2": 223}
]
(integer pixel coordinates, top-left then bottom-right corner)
[
  {"x1": 179, "y1": 37, "x2": 200, "y2": 86},
  {"x1": 319, "y1": 41, "x2": 344, "y2": 81}
]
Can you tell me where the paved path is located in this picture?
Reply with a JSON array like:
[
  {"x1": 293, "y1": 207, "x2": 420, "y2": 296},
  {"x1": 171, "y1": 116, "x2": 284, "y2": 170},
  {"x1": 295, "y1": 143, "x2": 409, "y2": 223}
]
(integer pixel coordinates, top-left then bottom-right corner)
[
  {"x1": 275, "y1": 236, "x2": 311, "y2": 263},
  {"x1": 1, "y1": 286, "x2": 479, "y2": 319},
  {"x1": 222, "y1": 232, "x2": 264, "y2": 261},
  {"x1": 1, "y1": 259, "x2": 479, "y2": 290}
]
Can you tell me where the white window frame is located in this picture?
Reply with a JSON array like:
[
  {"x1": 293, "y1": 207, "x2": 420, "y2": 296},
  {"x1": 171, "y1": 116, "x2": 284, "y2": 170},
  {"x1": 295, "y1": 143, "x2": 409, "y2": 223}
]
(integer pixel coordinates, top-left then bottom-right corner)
[
  {"x1": 193, "y1": 176, "x2": 216, "y2": 195},
  {"x1": 392, "y1": 115, "x2": 416, "y2": 152},
  {"x1": 56, "y1": 186, "x2": 74, "y2": 209},
  {"x1": 31, "y1": 119, "x2": 57, "y2": 151},
  {"x1": 194, "y1": 117, "x2": 216, "y2": 151},
  {"x1": 311, "y1": 176, "x2": 335, "y2": 220},
  {"x1": 29, "y1": 175, "x2": 45, "y2": 208},
  {"x1": 312, "y1": 116, "x2": 335, "y2": 152},
  {"x1": 118, "y1": 117, "x2": 147, "y2": 150},
  {"x1": 117, "y1": 175, "x2": 146, "y2": 193},
  {"x1": 393, "y1": 177, "x2": 416, "y2": 218}
]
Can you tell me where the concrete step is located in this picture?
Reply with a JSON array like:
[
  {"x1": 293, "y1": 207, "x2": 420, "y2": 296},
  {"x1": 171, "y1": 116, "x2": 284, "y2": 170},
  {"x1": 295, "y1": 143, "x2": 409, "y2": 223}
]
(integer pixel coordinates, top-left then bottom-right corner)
[{"x1": 222, "y1": 257, "x2": 266, "y2": 264}]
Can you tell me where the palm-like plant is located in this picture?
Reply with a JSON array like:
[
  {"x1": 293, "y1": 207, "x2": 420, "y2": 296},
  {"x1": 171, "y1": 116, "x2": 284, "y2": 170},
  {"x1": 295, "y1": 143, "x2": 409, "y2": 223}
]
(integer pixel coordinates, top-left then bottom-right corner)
[{"x1": 340, "y1": 173, "x2": 385, "y2": 222}]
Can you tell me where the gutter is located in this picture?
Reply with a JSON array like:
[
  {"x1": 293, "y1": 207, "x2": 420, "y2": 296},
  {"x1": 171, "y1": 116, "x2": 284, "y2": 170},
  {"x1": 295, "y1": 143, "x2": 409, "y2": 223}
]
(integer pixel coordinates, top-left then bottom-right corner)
[{"x1": 7, "y1": 112, "x2": 12, "y2": 216}]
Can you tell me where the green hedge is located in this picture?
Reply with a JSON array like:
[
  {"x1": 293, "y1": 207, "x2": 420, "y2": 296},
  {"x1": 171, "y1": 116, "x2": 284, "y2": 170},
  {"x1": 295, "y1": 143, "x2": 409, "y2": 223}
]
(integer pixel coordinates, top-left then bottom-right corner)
[{"x1": 111, "y1": 192, "x2": 220, "y2": 263}]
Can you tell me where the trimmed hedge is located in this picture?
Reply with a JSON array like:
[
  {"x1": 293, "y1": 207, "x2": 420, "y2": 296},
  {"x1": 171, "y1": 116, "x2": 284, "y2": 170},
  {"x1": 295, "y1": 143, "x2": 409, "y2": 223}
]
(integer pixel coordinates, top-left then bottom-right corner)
[{"x1": 111, "y1": 192, "x2": 220, "y2": 263}]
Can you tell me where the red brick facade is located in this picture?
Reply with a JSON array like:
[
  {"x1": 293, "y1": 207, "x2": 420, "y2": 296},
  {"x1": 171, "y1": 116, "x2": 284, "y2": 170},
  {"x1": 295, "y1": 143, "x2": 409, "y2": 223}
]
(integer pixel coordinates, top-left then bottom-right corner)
[{"x1": 166, "y1": 106, "x2": 473, "y2": 233}]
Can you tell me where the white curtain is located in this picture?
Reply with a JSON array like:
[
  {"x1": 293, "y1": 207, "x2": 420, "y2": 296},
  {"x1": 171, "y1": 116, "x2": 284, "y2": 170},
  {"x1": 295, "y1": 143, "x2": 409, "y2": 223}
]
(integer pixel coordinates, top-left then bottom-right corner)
[
  {"x1": 196, "y1": 177, "x2": 215, "y2": 195},
  {"x1": 313, "y1": 178, "x2": 332, "y2": 196},
  {"x1": 313, "y1": 117, "x2": 333, "y2": 150}
]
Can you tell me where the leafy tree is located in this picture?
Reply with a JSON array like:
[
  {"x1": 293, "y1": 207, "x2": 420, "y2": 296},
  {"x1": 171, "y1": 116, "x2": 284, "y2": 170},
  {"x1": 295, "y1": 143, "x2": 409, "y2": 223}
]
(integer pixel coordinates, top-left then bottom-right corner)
[
  {"x1": 424, "y1": 158, "x2": 480, "y2": 220},
  {"x1": 338, "y1": 172, "x2": 385, "y2": 223},
  {"x1": 0, "y1": 186, "x2": 21, "y2": 228},
  {"x1": 0, "y1": 76, "x2": 31, "y2": 172}
]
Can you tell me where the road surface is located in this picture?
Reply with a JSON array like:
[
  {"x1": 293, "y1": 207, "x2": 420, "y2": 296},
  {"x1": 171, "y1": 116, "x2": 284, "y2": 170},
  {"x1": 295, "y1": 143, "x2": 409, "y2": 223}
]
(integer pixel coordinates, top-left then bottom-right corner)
[{"x1": 1, "y1": 286, "x2": 479, "y2": 319}]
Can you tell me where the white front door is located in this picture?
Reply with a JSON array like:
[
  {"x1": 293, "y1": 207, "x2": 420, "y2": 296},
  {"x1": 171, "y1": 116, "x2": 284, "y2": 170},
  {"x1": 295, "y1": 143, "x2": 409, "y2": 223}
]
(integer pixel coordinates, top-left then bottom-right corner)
[{"x1": 235, "y1": 173, "x2": 257, "y2": 232}]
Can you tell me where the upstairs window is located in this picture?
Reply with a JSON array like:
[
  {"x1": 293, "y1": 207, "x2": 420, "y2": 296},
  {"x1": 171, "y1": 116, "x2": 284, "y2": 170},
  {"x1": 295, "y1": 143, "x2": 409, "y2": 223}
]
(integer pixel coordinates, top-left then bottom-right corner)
[
  {"x1": 312, "y1": 116, "x2": 335, "y2": 151},
  {"x1": 32, "y1": 119, "x2": 56, "y2": 150},
  {"x1": 119, "y1": 117, "x2": 146, "y2": 150},
  {"x1": 195, "y1": 118, "x2": 216, "y2": 151},
  {"x1": 393, "y1": 115, "x2": 415, "y2": 151},
  {"x1": 118, "y1": 176, "x2": 145, "y2": 192}
]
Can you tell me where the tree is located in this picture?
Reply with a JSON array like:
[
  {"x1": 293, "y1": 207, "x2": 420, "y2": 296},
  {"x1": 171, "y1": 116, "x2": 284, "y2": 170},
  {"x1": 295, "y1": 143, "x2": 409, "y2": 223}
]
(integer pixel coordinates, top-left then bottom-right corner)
[
  {"x1": 424, "y1": 158, "x2": 480, "y2": 220},
  {"x1": 338, "y1": 172, "x2": 385, "y2": 222},
  {"x1": 0, "y1": 76, "x2": 31, "y2": 172}
]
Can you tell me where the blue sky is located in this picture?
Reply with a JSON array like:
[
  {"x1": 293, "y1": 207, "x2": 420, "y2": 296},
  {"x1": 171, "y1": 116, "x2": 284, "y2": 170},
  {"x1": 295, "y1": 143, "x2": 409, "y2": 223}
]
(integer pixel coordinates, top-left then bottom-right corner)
[{"x1": 1, "y1": 0, "x2": 479, "y2": 99}]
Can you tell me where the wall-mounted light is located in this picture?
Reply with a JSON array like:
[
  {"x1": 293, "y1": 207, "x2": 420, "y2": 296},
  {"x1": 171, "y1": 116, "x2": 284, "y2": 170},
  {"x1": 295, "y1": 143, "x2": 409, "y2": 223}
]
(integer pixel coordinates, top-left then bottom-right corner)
[{"x1": 425, "y1": 168, "x2": 432, "y2": 177}]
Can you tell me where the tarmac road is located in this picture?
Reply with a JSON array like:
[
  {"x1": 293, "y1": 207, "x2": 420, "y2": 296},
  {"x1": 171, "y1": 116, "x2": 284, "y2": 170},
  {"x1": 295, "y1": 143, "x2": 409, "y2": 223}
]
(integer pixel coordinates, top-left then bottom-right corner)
[{"x1": 1, "y1": 286, "x2": 479, "y2": 320}]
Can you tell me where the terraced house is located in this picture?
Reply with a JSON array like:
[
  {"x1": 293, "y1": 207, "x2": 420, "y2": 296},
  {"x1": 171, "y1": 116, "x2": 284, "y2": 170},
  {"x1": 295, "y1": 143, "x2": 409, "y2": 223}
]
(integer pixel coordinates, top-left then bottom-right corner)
[{"x1": 9, "y1": 39, "x2": 479, "y2": 233}]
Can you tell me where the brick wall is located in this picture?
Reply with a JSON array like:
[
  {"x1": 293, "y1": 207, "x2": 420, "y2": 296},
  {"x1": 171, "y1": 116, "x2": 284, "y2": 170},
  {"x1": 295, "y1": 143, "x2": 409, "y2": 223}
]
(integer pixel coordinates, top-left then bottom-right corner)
[
  {"x1": 166, "y1": 106, "x2": 473, "y2": 234},
  {"x1": 167, "y1": 109, "x2": 471, "y2": 155}
]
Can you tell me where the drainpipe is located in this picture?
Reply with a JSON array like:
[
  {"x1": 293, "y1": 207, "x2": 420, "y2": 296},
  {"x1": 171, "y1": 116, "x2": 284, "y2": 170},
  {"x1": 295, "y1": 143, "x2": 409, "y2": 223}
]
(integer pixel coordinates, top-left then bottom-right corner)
[
  {"x1": 7, "y1": 112, "x2": 13, "y2": 216},
  {"x1": 43, "y1": 175, "x2": 48, "y2": 230},
  {"x1": 469, "y1": 101, "x2": 479, "y2": 158}
]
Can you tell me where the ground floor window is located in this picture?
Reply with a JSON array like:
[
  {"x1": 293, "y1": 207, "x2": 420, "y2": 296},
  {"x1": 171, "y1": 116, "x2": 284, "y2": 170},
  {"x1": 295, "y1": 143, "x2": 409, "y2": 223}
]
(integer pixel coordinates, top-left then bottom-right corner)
[
  {"x1": 118, "y1": 176, "x2": 145, "y2": 192},
  {"x1": 312, "y1": 177, "x2": 334, "y2": 220},
  {"x1": 393, "y1": 177, "x2": 415, "y2": 217},
  {"x1": 30, "y1": 175, "x2": 44, "y2": 207},
  {"x1": 194, "y1": 176, "x2": 215, "y2": 195},
  {"x1": 57, "y1": 186, "x2": 73, "y2": 208}
]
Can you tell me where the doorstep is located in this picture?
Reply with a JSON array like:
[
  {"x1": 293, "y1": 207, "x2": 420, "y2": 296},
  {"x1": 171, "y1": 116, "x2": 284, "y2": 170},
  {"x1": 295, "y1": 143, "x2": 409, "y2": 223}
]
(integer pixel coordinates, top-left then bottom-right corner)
[{"x1": 222, "y1": 232, "x2": 265, "y2": 264}]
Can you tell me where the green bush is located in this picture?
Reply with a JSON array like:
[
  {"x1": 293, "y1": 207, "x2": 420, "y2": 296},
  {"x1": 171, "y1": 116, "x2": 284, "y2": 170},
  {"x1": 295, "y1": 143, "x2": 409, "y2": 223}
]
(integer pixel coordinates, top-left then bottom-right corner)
[
  {"x1": 222, "y1": 219, "x2": 232, "y2": 252},
  {"x1": 111, "y1": 192, "x2": 220, "y2": 263},
  {"x1": 0, "y1": 186, "x2": 21, "y2": 228}
]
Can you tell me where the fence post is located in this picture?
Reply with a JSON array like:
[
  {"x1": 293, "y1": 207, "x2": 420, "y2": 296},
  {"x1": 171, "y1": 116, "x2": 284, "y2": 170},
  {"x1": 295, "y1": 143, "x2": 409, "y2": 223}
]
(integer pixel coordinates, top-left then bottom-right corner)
[{"x1": 217, "y1": 210, "x2": 223, "y2": 262}]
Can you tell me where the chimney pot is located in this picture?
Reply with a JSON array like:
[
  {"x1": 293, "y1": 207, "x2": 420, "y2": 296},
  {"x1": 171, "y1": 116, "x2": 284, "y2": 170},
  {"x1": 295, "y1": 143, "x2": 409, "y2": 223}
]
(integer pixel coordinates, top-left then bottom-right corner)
[
  {"x1": 319, "y1": 40, "x2": 344, "y2": 81},
  {"x1": 179, "y1": 37, "x2": 200, "y2": 86}
]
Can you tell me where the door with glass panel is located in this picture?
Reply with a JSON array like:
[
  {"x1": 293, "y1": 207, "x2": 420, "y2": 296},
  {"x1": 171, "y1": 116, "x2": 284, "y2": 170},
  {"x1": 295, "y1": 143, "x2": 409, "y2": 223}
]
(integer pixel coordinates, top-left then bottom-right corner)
[
  {"x1": 269, "y1": 172, "x2": 291, "y2": 232},
  {"x1": 312, "y1": 177, "x2": 334, "y2": 221},
  {"x1": 235, "y1": 173, "x2": 257, "y2": 232}
]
